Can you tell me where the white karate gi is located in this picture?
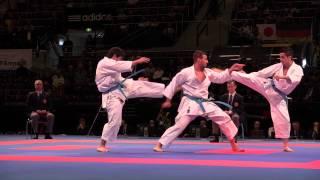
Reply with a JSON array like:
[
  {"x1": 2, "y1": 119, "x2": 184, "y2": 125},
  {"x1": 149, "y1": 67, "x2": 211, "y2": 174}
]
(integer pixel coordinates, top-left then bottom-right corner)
[
  {"x1": 95, "y1": 57, "x2": 165, "y2": 142},
  {"x1": 231, "y1": 62, "x2": 303, "y2": 138},
  {"x1": 158, "y1": 66, "x2": 238, "y2": 146}
]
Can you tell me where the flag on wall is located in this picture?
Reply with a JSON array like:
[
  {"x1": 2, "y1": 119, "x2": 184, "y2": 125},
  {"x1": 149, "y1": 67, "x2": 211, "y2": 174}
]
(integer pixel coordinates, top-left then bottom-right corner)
[{"x1": 256, "y1": 24, "x2": 277, "y2": 40}]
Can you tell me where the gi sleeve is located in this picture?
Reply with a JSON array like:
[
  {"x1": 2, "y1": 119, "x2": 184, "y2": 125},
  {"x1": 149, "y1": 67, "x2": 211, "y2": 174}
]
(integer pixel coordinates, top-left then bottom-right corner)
[
  {"x1": 207, "y1": 69, "x2": 231, "y2": 84},
  {"x1": 163, "y1": 70, "x2": 187, "y2": 99},
  {"x1": 100, "y1": 58, "x2": 133, "y2": 73}
]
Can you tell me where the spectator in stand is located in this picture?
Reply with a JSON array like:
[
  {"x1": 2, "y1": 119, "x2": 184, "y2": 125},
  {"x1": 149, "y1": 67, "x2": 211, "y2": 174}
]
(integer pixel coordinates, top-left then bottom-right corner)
[
  {"x1": 76, "y1": 116, "x2": 87, "y2": 135},
  {"x1": 268, "y1": 126, "x2": 275, "y2": 139},
  {"x1": 290, "y1": 121, "x2": 304, "y2": 139},
  {"x1": 148, "y1": 120, "x2": 157, "y2": 137},
  {"x1": 51, "y1": 70, "x2": 65, "y2": 97},
  {"x1": 152, "y1": 66, "x2": 164, "y2": 83},
  {"x1": 308, "y1": 121, "x2": 320, "y2": 140},
  {"x1": 249, "y1": 120, "x2": 265, "y2": 139}
]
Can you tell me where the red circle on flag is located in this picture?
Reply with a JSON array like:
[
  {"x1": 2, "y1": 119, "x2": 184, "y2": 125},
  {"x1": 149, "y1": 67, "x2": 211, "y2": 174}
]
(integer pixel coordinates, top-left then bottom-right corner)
[{"x1": 264, "y1": 27, "x2": 274, "y2": 37}]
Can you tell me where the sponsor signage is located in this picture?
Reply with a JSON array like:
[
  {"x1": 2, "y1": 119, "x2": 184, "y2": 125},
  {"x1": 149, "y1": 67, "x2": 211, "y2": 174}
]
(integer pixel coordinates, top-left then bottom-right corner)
[
  {"x1": 68, "y1": 13, "x2": 111, "y2": 22},
  {"x1": 0, "y1": 49, "x2": 32, "y2": 70}
]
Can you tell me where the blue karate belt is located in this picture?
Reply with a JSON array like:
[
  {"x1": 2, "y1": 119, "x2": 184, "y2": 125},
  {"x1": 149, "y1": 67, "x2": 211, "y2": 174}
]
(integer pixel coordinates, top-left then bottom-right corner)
[
  {"x1": 183, "y1": 94, "x2": 233, "y2": 113},
  {"x1": 104, "y1": 69, "x2": 145, "y2": 99},
  {"x1": 270, "y1": 79, "x2": 290, "y2": 104}
]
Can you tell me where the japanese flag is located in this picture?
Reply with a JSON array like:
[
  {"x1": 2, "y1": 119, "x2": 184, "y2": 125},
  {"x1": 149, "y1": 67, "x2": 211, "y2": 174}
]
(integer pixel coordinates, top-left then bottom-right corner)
[{"x1": 257, "y1": 24, "x2": 277, "y2": 40}]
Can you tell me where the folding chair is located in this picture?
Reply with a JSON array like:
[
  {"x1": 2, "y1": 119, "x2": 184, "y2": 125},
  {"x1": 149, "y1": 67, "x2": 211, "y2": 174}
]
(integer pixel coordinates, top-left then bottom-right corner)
[
  {"x1": 25, "y1": 117, "x2": 35, "y2": 139},
  {"x1": 25, "y1": 115, "x2": 51, "y2": 139}
]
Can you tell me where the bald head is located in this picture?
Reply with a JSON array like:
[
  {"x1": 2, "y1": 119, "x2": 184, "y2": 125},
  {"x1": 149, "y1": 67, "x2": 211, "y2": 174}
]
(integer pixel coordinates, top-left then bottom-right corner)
[{"x1": 34, "y1": 80, "x2": 43, "y2": 91}]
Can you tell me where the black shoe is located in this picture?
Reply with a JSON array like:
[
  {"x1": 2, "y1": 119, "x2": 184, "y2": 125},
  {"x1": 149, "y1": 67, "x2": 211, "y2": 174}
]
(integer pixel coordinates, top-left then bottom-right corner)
[
  {"x1": 209, "y1": 139, "x2": 219, "y2": 143},
  {"x1": 45, "y1": 134, "x2": 53, "y2": 139},
  {"x1": 209, "y1": 136, "x2": 219, "y2": 143}
]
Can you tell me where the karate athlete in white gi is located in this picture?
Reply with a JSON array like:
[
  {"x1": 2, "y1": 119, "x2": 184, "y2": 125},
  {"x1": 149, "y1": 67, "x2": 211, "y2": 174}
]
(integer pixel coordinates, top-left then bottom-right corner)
[
  {"x1": 231, "y1": 48, "x2": 303, "y2": 152},
  {"x1": 96, "y1": 47, "x2": 165, "y2": 152},
  {"x1": 153, "y1": 50, "x2": 245, "y2": 152}
]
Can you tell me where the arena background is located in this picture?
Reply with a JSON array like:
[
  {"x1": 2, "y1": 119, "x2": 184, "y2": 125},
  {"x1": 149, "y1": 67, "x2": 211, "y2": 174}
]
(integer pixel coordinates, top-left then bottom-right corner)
[{"x1": 0, "y1": 0, "x2": 319, "y2": 138}]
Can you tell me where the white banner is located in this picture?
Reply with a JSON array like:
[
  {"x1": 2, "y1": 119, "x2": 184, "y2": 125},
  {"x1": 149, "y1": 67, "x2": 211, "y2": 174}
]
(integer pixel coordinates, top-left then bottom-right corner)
[{"x1": 0, "y1": 49, "x2": 32, "y2": 70}]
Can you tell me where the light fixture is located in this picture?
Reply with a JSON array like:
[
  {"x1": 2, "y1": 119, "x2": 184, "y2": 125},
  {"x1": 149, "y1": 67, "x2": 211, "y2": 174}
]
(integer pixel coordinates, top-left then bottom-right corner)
[
  {"x1": 58, "y1": 38, "x2": 64, "y2": 46},
  {"x1": 85, "y1": 27, "x2": 92, "y2": 32},
  {"x1": 302, "y1": 58, "x2": 307, "y2": 68}
]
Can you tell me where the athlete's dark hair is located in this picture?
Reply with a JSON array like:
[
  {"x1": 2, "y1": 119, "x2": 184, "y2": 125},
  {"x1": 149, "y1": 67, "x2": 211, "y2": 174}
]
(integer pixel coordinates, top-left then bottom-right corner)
[{"x1": 106, "y1": 47, "x2": 126, "y2": 58}]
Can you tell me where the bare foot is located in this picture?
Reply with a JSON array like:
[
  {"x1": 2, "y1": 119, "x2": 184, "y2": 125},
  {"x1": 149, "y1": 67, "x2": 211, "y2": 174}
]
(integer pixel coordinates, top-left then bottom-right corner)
[
  {"x1": 153, "y1": 147, "x2": 164, "y2": 152},
  {"x1": 231, "y1": 142, "x2": 245, "y2": 152},
  {"x1": 232, "y1": 147, "x2": 245, "y2": 152},
  {"x1": 230, "y1": 140, "x2": 245, "y2": 152},
  {"x1": 283, "y1": 147, "x2": 294, "y2": 152},
  {"x1": 96, "y1": 146, "x2": 109, "y2": 152},
  {"x1": 153, "y1": 143, "x2": 164, "y2": 152}
]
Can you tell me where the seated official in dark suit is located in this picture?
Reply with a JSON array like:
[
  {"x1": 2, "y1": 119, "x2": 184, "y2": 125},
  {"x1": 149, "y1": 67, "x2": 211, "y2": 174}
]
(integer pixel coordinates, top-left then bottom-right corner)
[
  {"x1": 219, "y1": 80, "x2": 245, "y2": 127},
  {"x1": 211, "y1": 80, "x2": 245, "y2": 142},
  {"x1": 26, "y1": 80, "x2": 55, "y2": 139}
]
